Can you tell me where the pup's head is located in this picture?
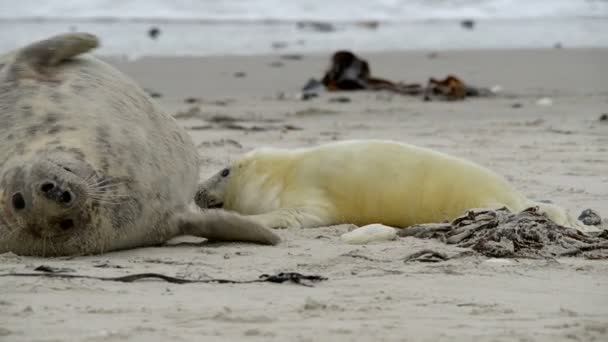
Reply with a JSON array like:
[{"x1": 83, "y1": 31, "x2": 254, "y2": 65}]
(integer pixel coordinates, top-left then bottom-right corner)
[{"x1": 195, "y1": 167, "x2": 232, "y2": 209}]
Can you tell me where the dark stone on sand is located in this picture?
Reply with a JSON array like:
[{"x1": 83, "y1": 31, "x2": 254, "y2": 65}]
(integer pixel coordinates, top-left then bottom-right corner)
[
  {"x1": 426, "y1": 52, "x2": 439, "y2": 59},
  {"x1": 148, "y1": 27, "x2": 161, "y2": 40},
  {"x1": 460, "y1": 19, "x2": 475, "y2": 30},
  {"x1": 511, "y1": 103, "x2": 523, "y2": 108},
  {"x1": 600, "y1": 113, "x2": 608, "y2": 122},
  {"x1": 144, "y1": 88, "x2": 162, "y2": 98},
  {"x1": 300, "y1": 92, "x2": 319, "y2": 101},
  {"x1": 184, "y1": 97, "x2": 201, "y2": 104},
  {"x1": 578, "y1": 209, "x2": 602, "y2": 226},
  {"x1": 271, "y1": 41, "x2": 288, "y2": 49},
  {"x1": 280, "y1": 54, "x2": 303, "y2": 60},
  {"x1": 233, "y1": 71, "x2": 247, "y2": 78},
  {"x1": 296, "y1": 21, "x2": 335, "y2": 32},
  {"x1": 329, "y1": 96, "x2": 351, "y2": 103},
  {"x1": 356, "y1": 21, "x2": 380, "y2": 29},
  {"x1": 301, "y1": 78, "x2": 323, "y2": 92}
]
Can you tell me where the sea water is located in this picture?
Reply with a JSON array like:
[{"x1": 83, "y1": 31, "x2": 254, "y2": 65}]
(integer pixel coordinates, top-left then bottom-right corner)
[{"x1": 1, "y1": 0, "x2": 607, "y2": 56}]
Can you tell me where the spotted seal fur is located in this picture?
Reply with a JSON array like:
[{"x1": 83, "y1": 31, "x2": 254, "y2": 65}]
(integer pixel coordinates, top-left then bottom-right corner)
[{"x1": 0, "y1": 33, "x2": 279, "y2": 256}]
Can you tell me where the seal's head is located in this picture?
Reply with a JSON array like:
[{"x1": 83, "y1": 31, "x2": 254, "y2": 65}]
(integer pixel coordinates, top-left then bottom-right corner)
[
  {"x1": 0, "y1": 153, "x2": 100, "y2": 254},
  {"x1": 195, "y1": 167, "x2": 231, "y2": 209}
]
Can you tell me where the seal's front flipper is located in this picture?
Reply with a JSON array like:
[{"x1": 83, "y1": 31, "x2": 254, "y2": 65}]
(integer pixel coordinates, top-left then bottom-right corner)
[
  {"x1": 9, "y1": 33, "x2": 99, "y2": 81},
  {"x1": 247, "y1": 207, "x2": 333, "y2": 229},
  {"x1": 176, "y1": 209, "x2": 280, "y2": 245}
]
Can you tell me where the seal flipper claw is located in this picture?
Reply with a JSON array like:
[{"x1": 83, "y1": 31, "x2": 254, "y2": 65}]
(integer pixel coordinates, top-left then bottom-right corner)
[{"x1": 176, "y1": 209, "x2": 280, "y2": 245}]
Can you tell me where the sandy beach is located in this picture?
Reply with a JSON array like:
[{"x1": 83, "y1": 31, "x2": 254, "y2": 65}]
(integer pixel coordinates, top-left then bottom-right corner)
[{"x1": 1, "y1": 47, "x2": 607, "y2": 341}]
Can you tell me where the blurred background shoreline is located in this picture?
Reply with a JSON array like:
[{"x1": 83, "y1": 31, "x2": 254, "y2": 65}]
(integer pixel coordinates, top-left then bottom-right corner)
[{"x1": 1, "y1": 0, "x2": 607, "y2": 57}]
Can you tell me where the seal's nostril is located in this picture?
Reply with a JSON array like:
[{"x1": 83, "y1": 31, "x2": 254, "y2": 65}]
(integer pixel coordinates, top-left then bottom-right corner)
[
  {"x1": 60, "y1": 191, "x2": 72, "y2": 203},
  {"x1": 11, "y1": 193, "x2": 26, "y2": 210},
  {"x1": 40, "y1": 182, "x2": 55, "y2": 193},
  {"x1": 59, "y1": 219, "x2": 74, "y2": 230}
]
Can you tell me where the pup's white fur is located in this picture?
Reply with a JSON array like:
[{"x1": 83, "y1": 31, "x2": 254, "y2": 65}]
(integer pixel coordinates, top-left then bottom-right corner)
[{"x1": 197, "y1": 140, "x2": 587, "y2": 230}]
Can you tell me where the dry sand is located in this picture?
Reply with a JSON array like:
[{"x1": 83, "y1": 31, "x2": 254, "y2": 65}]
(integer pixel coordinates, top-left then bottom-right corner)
[{"x1": 1, "y1": 48, "x2": 607, "y2": 341}]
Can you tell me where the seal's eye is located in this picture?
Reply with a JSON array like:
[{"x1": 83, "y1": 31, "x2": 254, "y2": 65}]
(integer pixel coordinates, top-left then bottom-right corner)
[{"x1": 221, "y1": 168, "x2": 230, "y2": 177}]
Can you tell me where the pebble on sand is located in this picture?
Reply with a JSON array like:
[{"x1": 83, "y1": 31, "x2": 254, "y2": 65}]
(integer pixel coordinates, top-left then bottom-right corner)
[{"x1": 341, "y1": 224, "x2": 398, "y2": 244}]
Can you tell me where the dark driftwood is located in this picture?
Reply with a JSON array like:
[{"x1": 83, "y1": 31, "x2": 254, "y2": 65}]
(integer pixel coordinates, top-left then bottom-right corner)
[{"x1": 399, "y1": 207, "x2": 608, "y2": 259}]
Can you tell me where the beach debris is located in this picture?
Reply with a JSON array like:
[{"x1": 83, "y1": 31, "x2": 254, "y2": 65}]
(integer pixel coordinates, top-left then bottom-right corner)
[
  {"x1": 299, "y1": 78, "x2": 325, "y2": 100},
  {"x1": 399, "y1": 207, "x2": 608, "y2": 259},
  {"x1": 302, "y1": 50, "x2": 493, "y2": 101},
  {"x1": 198, "y1": 139, "x2": 243, "y2": 149},
  {"x1": 424, "y1": 75, "x2": 467, "y2": 101},
  {"x1": 198, "y1": 115, "x2": 302, "y2": 132},
  {"x1": 259, "y1": 272, "x2": 327, "y2": 286},
  {"x1": 147, "y1": 26, "x2": 161, "y2": 40},
  {"x1": 271, "y1": 41, "x2": 288, "y2": 50},
  {"x1": 356, "y1": 20, "x2": 380, "y2": 29},
  {"x1": 184, "y1": 97, "x2": 201, "y2": 104},
  {"x1": 599, "y1": 113, "x2": 608, "y2": 122},
  {"x1": 403, "y1": 249, "x2": 449, "y2": 263},
  {"x1": 34, "y1": 265, "x2": 76, "y2": 273},
  {"x1": 294, "y1": 107, "x2": 339, "y2": 116},
  {"x1": 173, "y1": 106, "x2": 201, "y2": 119},
  {"x1": 207, "y1": 114, "x2": 239, "y2": 123},
  {"x1": 187, "y1": 124, "x2": 213, "y2": 131},
  {"x1": 511, "y1": 103, "x2": 523, "y2": 108},
  {"x1": 341, "y1": 224, "x2": 398, "y2": 244},
  {"x1": 93, "y1": 262, "x2": 125, "y2": 269},
  {"x1": 299, "y1": 93, "x2": 319, "y2": 101},
  {"x1": 322, "y1": 51, "x2": 422, "y2": 94},
  {"x1": 536, "y1": 97, "x2": 553, "y2": 106},
  {"x1": 280, "y1": 54, "x2": 304, "y2": 60},
  {"x1": 328, "y1": 96, "x2": 351, "y2": 103},
  {"x1": 426, "y1": 52, "x2": 439, "y2": 59},
  {"x1": 143, "y1": 88, "x2": 162, "y2": 98},
  {"x1": 578, "y1": 209, "x2": 602, "y2": 226},
  {"x1": 424, "y1": 75, "x2": 496, "y2": 101},
  {"x1": 547, "y1": 127, "x2": 573, "y2": 135},
  {"x1": 0, "y1": 271, "x2": 327, "y2": 286},
  {"x1": 490, "y1": 85, "x2": 503, "y2": 93},
  {"x1": 233, "y1": 71, "x2": 247, "y2": 78},
  {"x1": 296, "y1": 21, "x2": 335, "y2": 32},
  {"x1": 460, "y1": 19, "x2": 476, "y2": 30}
]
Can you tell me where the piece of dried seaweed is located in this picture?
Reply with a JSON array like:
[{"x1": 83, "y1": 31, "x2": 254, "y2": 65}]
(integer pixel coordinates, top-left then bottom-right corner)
[
  {"x1": 0, "y1": 271, "x2": 327, "y2": 287},
  {"x1": 399, "y1": 207, "x2": 608, "y2": 259}
]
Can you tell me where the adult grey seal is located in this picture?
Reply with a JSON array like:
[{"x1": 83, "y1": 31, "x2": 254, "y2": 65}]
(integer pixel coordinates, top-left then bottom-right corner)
[{"x1": 0, "y1": 33, "x2": 279, "y2": 256}]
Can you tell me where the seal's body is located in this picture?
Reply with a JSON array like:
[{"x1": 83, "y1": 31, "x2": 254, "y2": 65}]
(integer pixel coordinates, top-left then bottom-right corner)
[
  {"x1": 0, "y1": 33, "x2": 279, "y2": 256},
  {"x1": 196, "y1": 140, "x2": 583, "y2": 230}
]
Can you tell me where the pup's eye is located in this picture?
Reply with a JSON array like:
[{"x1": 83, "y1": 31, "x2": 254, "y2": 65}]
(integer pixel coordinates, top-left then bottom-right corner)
[{"x1": 221, "y1": 168, "x2": 230, "y2": 177}]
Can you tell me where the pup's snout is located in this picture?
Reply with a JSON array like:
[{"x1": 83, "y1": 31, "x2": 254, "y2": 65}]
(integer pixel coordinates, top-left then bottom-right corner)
[{"x1": 38, "y1": 180, "x2": 74, "y2": 205}]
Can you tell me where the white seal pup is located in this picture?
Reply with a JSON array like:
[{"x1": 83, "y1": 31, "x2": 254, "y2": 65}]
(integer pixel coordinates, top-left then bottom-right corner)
[
  {"x1": 0, "y1": 33, "x2": 279, "y2": 256},
  {"x1": 195, "y1": 140, "x2": 587, "y2": 232}
]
